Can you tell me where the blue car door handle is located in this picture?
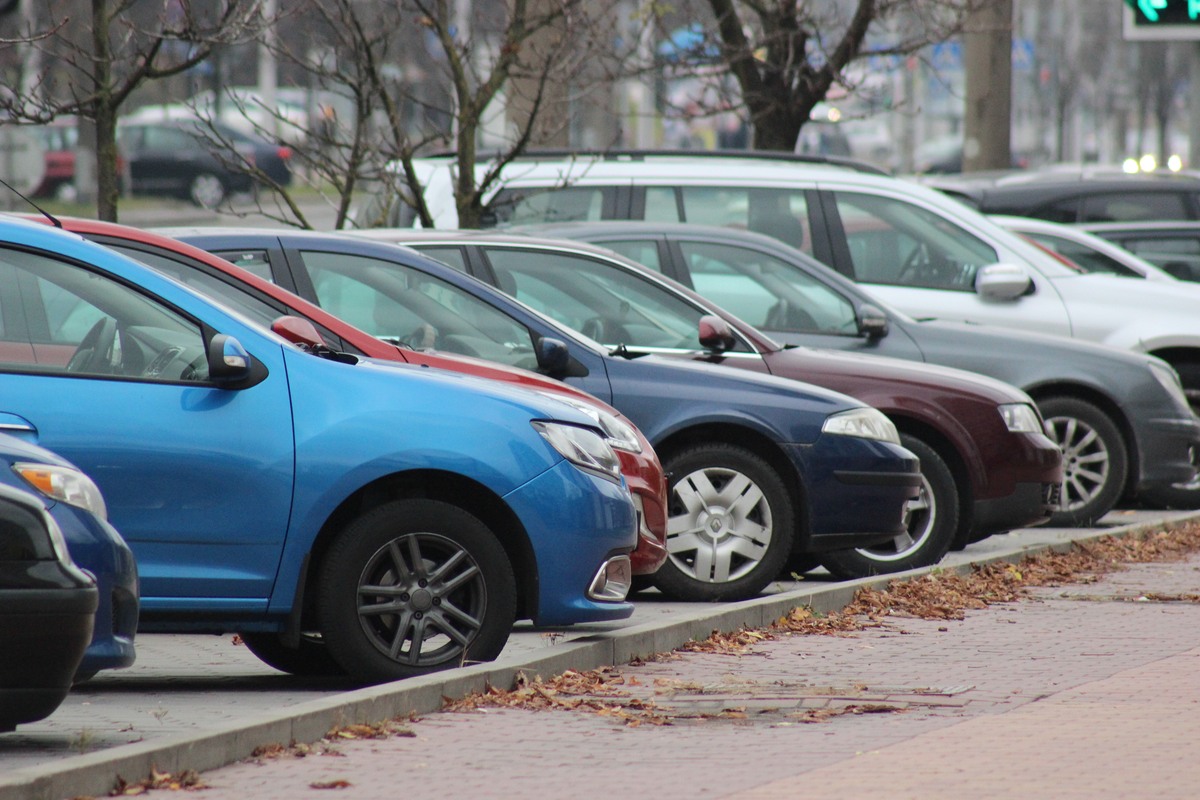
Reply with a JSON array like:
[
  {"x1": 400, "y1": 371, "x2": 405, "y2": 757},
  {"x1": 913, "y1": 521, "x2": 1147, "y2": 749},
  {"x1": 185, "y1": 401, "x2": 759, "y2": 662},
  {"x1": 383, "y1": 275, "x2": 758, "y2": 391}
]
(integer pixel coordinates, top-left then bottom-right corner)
[{"x1": 0, "y1": 413, "x2": 38, "y2": 442}]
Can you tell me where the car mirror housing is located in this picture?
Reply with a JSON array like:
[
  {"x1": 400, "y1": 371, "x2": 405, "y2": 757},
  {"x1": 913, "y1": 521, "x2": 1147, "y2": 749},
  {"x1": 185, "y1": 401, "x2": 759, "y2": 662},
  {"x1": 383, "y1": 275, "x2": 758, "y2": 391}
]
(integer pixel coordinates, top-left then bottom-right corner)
[
  {"x1": 271, "y1": 315, "x2": 327, "y2": 349},
  {"x1": 856, "y1": 303, "x2": 889, "y2": 339},
  {"x1": 975, "y1": 262, "x2": 1033, "y2": 301},
  {"x1": 207, "y1": 334, "x2": 262, "y2": 387},
  {"x1": 698, "y1": 315, "x2": 736, "y2": 353},
  {"x1": 535, "y1": 336, "x2": 571, "y2": 374}
]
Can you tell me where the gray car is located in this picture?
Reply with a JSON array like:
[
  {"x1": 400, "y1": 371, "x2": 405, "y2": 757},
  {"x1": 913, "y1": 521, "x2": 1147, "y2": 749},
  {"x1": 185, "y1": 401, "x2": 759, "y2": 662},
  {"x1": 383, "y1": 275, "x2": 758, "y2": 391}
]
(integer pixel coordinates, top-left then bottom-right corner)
[{"x1": 519, "y1": 221, "x2": 1200, "y2": 517}]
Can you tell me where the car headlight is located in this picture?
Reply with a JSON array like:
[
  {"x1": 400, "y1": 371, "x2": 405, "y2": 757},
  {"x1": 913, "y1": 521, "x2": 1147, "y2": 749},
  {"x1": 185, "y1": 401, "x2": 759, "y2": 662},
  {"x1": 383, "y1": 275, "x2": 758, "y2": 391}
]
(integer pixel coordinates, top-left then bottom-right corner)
[
  {"x1": 1148, "y1": 360, "x2": 1192, "y2": 413},
  {"x1": 821, "y1": 407, "x2": 900, "y2": 444},
  {"x1": 532, "y1": 421, "x2": 624, "y2": 483},
  {"x1": 999, "y1": 403, "x2": 1043, "y2": 434},
  {"x1": 13, "y1": 463, "x2": 109, "y2": 521},
  {"x1": 537, "y1": 393, "x2": 643, "y2": 453}
]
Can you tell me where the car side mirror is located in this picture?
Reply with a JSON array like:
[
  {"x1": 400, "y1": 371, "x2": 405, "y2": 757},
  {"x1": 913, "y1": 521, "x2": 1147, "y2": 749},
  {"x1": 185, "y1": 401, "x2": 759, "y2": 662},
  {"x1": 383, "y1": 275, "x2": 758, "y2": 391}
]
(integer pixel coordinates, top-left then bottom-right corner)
[
  {"x1": 535, "y1": 336, "x2": 571, "y2": 374},
  {"x1": 975, "y1": 262, "x2": 1033, "y2": 301},
  {"x1": 207, "y1": 334, "x2": 254, "y2": 385},
  {"x1": 856, "y1": 303, "x2": 889, "y2": 339},
  {"x1": 271, "y1": 316, "x2": 327, "y2": 349},
  {"x1": 698, "y1": 315, "x2": 736, "y2": 353}
]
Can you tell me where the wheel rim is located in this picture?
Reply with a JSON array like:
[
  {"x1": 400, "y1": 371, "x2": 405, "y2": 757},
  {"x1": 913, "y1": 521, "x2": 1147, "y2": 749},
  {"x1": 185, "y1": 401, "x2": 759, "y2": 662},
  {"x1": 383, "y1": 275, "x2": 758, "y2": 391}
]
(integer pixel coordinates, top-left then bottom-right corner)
[
  {"x1": 190, "y1": 174, "x2": 224, "y2": 208},
  {"x1": 1046, "y1": 414, "x2": 1110, "y2": 512},
  {"x1": 856, "y1": 472, "x2": 936, "y2": 563},
  {"x1": 355, "y1": 532, "x2": 487, "y2": 668},
  {"x1": 666, "y1": 466, "x2": 774, "y2": 584}
]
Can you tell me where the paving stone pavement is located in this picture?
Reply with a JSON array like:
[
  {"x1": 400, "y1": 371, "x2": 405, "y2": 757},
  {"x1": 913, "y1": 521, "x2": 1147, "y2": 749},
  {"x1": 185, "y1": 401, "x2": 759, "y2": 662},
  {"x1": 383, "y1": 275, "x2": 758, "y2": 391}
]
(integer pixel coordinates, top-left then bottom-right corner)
[{"x1": 182, "y1": 550, "x2": 1200, "y2": 800}]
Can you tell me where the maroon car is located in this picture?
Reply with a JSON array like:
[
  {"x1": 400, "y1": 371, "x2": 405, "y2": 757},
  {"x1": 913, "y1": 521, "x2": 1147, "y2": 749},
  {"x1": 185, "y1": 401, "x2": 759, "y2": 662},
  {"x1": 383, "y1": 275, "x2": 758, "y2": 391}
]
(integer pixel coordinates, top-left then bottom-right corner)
[
  {"x1": 23, "y1": 216, "x2": 668, "y2": 583},
  {"x1": 352, "y1": 229, "x2": 1065, "y2": 578}
]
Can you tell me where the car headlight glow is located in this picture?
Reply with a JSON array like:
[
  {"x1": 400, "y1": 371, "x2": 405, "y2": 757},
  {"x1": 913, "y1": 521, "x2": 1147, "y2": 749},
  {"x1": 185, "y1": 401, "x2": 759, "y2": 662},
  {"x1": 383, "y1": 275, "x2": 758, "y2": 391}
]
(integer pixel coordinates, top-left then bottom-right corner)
[
  {"x1": 1148, "y1": 361, "x2": 1192, "y2": 413},
  {"x1": 13, "y1": 463, "x2": 109, "y2": 521},
  {"x1": 537, "y1": 393, "x2": 643, "y2": 453},
  {"x1": 821, "y1": 408, "x2": 900, "y2": 444},
  {"x1": 999, "y1": 403, "x2": 1043, "y2": 434},
  {"x1": 532, "y1": 421, "x2": 624, "y2": 483}
]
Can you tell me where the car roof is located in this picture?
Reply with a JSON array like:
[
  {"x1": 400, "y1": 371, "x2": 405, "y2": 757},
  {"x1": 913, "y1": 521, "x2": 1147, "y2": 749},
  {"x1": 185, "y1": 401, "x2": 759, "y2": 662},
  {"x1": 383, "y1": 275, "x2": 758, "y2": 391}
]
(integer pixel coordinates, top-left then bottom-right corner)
[{"x1": 925, "y1": 167, "x2": 1200, "y2": 205}]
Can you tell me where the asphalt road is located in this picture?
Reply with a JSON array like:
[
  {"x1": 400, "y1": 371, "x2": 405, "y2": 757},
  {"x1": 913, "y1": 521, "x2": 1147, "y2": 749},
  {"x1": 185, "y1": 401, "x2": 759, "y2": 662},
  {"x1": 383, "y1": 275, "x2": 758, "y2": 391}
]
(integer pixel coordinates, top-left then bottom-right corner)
[{"x1": 0, "y1": 508, "x2": 1186, "y2": 792}]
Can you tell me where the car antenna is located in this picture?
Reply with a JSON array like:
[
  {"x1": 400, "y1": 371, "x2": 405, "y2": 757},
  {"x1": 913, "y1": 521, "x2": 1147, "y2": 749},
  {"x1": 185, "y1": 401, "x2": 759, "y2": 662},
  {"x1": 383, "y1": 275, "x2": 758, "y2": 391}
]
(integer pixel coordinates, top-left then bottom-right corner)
[{"x1": 0, "y1": 175, "x2": 63, "y2": 228}]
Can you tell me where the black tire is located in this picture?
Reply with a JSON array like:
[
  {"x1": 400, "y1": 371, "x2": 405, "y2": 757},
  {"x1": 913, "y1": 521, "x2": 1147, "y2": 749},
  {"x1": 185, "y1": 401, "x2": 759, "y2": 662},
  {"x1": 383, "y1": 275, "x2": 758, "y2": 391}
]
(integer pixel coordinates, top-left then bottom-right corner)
[
  {"x1": 653, "y1": 444, "x2": 794, "y2": 602},
  {"x1": 819, "y1": 434, "x2": 959, "y2": 580},
  {"x1": 316, "y1": 499, "x2": 517, "y2": 685},
  {"x1": 1039, "y1": 397, "x2": 1128, "y2": 527},
  {"x1": 240, "y1": 632, "x2": 346, "y2": 677}
]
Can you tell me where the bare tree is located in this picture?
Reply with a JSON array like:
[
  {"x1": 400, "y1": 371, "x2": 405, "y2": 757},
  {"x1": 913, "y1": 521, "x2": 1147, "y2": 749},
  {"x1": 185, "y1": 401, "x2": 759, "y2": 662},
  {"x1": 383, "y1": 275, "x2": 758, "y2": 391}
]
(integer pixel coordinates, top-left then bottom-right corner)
[
  {"x1": 660, "y1": 0, "x2": 980, "y2": 151},
  {"x1": 0, "y1": 0, "x2": 264, "y2": 221},
  {"x1": 254, "y1": 0, "x2": 638, "y2": 229}
]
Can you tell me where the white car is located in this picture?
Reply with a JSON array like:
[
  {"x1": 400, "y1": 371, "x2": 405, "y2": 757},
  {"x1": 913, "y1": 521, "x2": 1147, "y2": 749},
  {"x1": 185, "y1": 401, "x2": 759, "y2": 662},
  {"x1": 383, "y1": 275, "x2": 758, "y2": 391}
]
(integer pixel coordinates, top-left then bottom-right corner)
[
  {"x1": 991, "y1": 215, "x2": 1176, "y2": 282},
  {"x1": 354, "y1": 150, "x2": 1200, "y2": 412}
]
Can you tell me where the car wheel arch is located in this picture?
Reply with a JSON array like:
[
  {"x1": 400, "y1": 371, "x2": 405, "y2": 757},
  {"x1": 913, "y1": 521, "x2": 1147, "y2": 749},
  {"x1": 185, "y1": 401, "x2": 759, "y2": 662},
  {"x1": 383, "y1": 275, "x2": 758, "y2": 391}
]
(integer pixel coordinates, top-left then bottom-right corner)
[
  {"x1": 301, "y1": 470, "x2": 538, "y2": 628},
  {"x1": 1023, "y1": 384, "x2": 1138, "y2": 496},
  {"x1": 888, "y1": 418, "x2": 974, "y2": 516}
]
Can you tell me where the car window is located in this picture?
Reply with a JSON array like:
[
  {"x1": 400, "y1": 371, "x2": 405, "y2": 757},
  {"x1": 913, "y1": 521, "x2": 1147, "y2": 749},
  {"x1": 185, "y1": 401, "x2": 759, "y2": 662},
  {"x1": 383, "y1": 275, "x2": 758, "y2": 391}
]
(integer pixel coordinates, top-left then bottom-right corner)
[
  {"x1": 299, "y1": 251, "x2": 540, "y2": 369},
  {"x1": 1079, "y1": 192, "x2": 1189, "y2": 223},
  {"x1": 598, "y1": 239, "x2": 666, "y2": 272},
  {"x1": 833, "y1": 191, "x2": 997, "y2": 290},
  {"x1": 1, "y1": 247, "x2": 208, "y2": 381},
  {"x1": 413, "y1": 246, "x2": 470, "y2": 273},
  {"x1": 484, "y1": 247, "x2": 751, "y2": 352},
  {"x1": 1020, "y1": 232, "x2": 1144, "y2": 278},
  {"x1": 643, "y1": 188, "x2": 681, "y2": 223},
  {"x1": 490, "y1": 186, "x2": 606, "y2": 226},
  {"x1": 215, "y1": 250, "x2": 275, "y2": 281},
  {"x1": 673, "y1": 187, "x2": 812, "y2": 255},
  {"x1": 1035, "y1": 197, "x2": 1081, "y2": 223},
  {"x1": 141, "y1": 125, "x2": 197, "y2": 151},
  {"x1": 677, "y1": 241, "x2": 859, "y2": 334}
]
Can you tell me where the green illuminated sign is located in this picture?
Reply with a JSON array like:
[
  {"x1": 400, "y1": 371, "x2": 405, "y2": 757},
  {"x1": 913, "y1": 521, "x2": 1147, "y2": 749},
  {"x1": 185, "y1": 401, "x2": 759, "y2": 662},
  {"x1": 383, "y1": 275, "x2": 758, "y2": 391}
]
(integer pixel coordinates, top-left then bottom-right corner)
[{"x1": 1126, "y1": 0, "x2": 1200, "y2": 24}]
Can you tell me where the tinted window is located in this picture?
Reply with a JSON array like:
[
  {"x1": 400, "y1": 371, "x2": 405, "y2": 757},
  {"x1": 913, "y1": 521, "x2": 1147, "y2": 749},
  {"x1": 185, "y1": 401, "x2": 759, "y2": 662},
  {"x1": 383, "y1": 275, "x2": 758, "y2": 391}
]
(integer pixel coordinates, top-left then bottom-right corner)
[
  {"x1": 833, "y1": 191, "x2": 997, "y2": 290},
  {"x1": 599, "y1": 240, "x2": 666, "y2": 272},
  {"x1": 1079, "y1": 192, "x2": 1189, "y2": 222},
  {"x1": 675, "y1": 187, "x2": 812, "y2": 255},
  {"x1": 677, "y1": 241, "x2": 859, "y2": 334},
  {"x1": 300, "y1": 251, "x2": 540, "y2": 369},
  {"x1": 216, "y1": 250, "x2": 274, "y2": 281},
  {"x1": 643, "y1": 187, "x2": 680, "y2": 222},
  {"x1": 484, "y1": 247, "x2": 750, "y2": 352},
  {"x1": 490, "y1": 187, "x2": 606, "y2": 226},
  {"x1": 1020, "y1": 232, "x2": 1144, "y2": 278},
  {"x1": 414, "y1": 246, "x2": 470, "y2": 273},
  {"x1": 2, "y1": 248, "x2": 207, "y2": 380}
]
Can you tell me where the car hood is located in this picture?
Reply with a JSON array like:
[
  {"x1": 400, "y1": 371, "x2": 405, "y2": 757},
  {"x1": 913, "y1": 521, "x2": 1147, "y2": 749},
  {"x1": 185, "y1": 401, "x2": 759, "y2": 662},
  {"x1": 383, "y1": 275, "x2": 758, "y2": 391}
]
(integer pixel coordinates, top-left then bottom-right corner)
[{"x1": 1048, "y1": 271, "x2": 1200, "y2": 348}]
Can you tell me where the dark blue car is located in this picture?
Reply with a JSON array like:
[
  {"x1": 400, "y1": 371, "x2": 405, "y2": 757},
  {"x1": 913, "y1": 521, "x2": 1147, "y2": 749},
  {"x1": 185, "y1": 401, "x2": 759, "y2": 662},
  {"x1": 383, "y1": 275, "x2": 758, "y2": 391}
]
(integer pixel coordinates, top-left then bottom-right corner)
[
  {"x1": 0, "y1": 217, "x2": 637, "y2": 684},
  {"x1": 160, "y1": 228, "x2": 922, "y2": 603},
  {"x1": 0, "y1": 432, "x2": 137, "y2": 680}
]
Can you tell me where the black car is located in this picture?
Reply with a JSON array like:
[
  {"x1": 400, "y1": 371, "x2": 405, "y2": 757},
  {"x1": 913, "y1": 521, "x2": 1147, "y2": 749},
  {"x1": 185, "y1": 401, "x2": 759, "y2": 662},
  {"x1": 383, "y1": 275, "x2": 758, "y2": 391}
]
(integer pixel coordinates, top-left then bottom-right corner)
[
  {"x1": 0, "y1": 482, "x2": 97, "y2": 731},
  {"x1": 1077, "y1": 220, "x2": 1200, "y2": 282},
  {"x1": 523, "y1": 220, "x2": 1200, "y2": 516},
  {"x1": 118, "y1": 114, "x2": 293, "y2": 209},
  {"x1": 924, "y1": 166, "x2": 1200, "y2": 223}
]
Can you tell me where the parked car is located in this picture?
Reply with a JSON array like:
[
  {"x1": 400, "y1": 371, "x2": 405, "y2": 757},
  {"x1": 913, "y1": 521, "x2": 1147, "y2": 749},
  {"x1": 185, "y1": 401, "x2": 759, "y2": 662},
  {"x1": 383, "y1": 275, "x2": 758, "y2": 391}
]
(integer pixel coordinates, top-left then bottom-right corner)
[
  {"x1": 1075, "y1": 220, "x2": 1200, "y2": 283},
  {"x1": 0, "y1": 431, "x2": 137, "y2": 681},
  {"x1": 923, "y1": 165, "x2": 1200, "y2": 223},
  {"x1": 992, "y1": 216, "x2": 1177, "y2": 281},
  {"x1": 163, "y1": 227, "x2": 922, "y2": 598},
  {"x1": 29, "y1": 215, "x2": 667, "y2": 583},
  {"x1": 0, "y1": 482, "x2": 97, "y2": 731},
  {"x1": 0, "y1": 216, "x2": 640, "y2": 684},
  {"x1": 118, "y1": 113, "x2": 292, "y2": 209},
  {"x1": 352, "y1": 227, "x2": 1065, "y2": 575},
  {"x1": 530, "y1": 221, "x2": 1200, "y2": 515},
  {"x1": 366, "y1": 150, "x2": 1200, "y2": 423}
]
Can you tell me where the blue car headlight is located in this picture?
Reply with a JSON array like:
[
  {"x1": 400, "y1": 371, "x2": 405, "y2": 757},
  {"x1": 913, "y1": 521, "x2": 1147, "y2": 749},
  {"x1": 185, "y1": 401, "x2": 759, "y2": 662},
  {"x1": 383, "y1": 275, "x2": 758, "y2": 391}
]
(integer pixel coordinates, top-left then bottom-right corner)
[
  {"x1": 536, "y1": 393, "x2": 643, "y2": 454},
  {"x1": 532, "y1": 421, "x2": 623, "y2": 483},
  {"x1": 13, "y1": 462, "x2": 109, "y2": 521},
  {"x1": 821, "y1": 407, "x2": 901, "y2": 445}
]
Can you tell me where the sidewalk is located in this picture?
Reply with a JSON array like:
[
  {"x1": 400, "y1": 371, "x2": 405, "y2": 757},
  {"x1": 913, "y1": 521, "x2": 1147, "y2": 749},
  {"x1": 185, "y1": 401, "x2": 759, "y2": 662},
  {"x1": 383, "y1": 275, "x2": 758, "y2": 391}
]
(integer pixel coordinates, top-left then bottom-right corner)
[{"x1": 187, "y1": 543, "x2": 1200, "y2": 799}]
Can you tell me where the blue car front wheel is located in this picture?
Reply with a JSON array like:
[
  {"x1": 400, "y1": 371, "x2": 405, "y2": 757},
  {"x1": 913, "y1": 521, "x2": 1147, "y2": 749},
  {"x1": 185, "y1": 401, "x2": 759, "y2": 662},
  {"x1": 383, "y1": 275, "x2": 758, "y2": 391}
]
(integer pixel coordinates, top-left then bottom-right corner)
[{"x1": 317, "y1": 499, "x2": 517, "y2": 685}]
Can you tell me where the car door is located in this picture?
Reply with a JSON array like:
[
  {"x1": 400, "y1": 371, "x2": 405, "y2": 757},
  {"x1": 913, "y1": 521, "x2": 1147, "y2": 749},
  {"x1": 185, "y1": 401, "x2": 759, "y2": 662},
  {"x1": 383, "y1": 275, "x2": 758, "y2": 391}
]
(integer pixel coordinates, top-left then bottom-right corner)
[
  {"x1": 818, "y1": 188, "x2": 1075, "y2": 336},
  {"x1": 0, "y1": 249, "x2": 295, "y2": 607}
]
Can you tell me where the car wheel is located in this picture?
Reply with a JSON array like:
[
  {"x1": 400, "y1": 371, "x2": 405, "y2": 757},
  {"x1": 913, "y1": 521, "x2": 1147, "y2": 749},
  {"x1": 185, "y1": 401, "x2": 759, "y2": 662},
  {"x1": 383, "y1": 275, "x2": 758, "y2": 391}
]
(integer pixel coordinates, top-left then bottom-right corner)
[
  {"x1": 819, "y1": 434, "x2": 959, "y2": 580},
  {"x1": 189, "y1": 172, "x2": 227, "y2": 209},
  {"x1": 316, "y1": 499, "x2": 516, "y2": 685},
  {"x1": 653, "y1": 444, "x2": 793, "y2": 602},
  {"x1": 240, "y1": 632, "x2": 346, "y2": 677},
  {"x1": 1039, "y1": 397, "x2": 1128, "y2": 527}
]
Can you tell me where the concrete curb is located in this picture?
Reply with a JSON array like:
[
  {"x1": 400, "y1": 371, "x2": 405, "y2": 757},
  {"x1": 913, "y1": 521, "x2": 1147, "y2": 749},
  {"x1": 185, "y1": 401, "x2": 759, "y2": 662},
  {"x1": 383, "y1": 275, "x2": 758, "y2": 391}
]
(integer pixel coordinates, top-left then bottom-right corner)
[{"x1": 3, "y1": 513, "x2": 1195, "y2": 800}]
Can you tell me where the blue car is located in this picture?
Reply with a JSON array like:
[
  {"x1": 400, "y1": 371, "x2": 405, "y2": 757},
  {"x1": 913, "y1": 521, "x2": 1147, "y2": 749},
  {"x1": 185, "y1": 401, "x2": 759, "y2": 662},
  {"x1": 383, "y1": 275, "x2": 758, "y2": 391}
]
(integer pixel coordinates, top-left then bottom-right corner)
[
  {"x1": 0, "y1": 432, "x2": 137, "y2": 680},
  {"x1": 0, "y1": 217, "x2": 637, "y2": 684},
  {"x1": 158, "y1": 228, "x2": 922, "y2": 603}
]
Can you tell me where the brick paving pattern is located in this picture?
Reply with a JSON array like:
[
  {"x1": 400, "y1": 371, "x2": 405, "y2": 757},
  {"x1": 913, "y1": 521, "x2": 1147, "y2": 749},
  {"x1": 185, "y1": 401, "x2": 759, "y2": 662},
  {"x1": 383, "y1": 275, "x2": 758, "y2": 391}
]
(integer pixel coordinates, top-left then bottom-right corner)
[{"x1": 184, "y1": 554, "x2": 1200, "y2": 800}]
